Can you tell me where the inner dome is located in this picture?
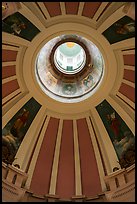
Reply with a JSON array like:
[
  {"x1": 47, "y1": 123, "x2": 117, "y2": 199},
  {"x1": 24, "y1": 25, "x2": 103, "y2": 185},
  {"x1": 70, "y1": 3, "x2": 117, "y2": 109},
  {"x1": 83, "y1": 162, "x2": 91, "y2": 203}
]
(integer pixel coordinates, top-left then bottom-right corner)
[
  {"x1": 54, "y1": 42, "x2": 86, "y2": 74},
  {"x1": 35, "y1": 34, "x2": 104, "y2": 103}
]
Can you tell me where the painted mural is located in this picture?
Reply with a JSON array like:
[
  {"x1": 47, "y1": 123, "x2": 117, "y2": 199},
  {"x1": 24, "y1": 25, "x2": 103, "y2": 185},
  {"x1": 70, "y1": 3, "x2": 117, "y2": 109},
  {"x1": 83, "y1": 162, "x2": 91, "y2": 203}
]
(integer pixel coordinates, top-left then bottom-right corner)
[
  {"x1": 2, "y1": 97, "x2": 41, "y2": 164},
  {"x1": 102, "y1": 16, "x2": 135, "y2": 44},
  {"x1": 62, "y1": 83, "x2": 77, "y2": 95},
  {"x1": 36, "y1": 35, "x2": 104, "y2": 102},
  {"x1": 82, "y1": 73, "x2": 95, "y2": 91},
  {"x1": 96, "y1": 100, "x2": 135, "y2": 168},
  {"x1": 2, "y1": 12, "x2": 40, "y2": 41}
]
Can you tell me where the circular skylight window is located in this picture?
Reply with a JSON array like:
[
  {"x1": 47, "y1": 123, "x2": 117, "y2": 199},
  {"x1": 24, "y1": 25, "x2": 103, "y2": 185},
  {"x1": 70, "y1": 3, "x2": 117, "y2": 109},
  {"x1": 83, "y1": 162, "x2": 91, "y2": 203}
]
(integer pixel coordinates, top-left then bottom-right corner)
[
  {"x1": 35, "y1": 34, "x2": 104, "y2": 103},
  {"x1": 54, "y1": 42, "x2": 86, "y2": 74}
]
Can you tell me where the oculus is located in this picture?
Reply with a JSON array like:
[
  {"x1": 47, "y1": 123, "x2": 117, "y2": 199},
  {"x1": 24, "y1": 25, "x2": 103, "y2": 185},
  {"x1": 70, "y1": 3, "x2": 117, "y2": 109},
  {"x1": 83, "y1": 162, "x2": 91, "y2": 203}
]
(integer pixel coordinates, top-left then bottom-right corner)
[
  {"x1": 54, "y1": 42, "x2": 86, "y2": 75},
  {"x1": 35, "y1": 34, "x2": 104, "y2": 103}
]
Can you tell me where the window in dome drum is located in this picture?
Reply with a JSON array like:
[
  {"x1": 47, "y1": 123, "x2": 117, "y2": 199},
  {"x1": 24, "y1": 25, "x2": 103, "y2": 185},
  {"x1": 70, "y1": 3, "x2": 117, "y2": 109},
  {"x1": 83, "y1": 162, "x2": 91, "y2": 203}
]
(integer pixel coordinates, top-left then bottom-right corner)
[{"x1": 67, "y1": 66, "x2": 73, "y2": 71}]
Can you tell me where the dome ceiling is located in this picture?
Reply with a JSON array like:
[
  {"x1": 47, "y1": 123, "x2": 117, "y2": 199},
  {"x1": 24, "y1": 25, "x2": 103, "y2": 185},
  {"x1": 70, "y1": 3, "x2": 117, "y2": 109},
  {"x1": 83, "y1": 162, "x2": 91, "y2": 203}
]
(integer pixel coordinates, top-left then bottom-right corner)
[
  {"x1": 35, "y1": 34, "x2": 104, "y2": 103},
  {"x1": 2, "y1": 2, "x2": 135, "y2": 201}
]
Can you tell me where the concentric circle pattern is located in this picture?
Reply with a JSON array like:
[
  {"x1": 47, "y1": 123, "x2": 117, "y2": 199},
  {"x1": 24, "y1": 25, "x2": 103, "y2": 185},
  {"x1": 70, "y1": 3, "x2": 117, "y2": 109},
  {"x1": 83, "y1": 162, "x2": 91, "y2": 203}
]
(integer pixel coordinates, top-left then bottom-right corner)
[
  {"x1": 54, "y1": 42, "x2": 86, "y2": 75},
  {"x1": 35, "y1": 34, "x2": 104, "y2": 103}
]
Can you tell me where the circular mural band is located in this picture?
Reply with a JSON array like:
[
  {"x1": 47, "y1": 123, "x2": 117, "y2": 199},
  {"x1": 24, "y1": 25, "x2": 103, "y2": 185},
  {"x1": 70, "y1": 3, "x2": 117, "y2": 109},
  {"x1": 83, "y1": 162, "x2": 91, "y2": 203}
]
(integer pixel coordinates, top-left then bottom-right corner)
[{"x1": 35, "y1": 34, "x2": 104, "y2": 103}]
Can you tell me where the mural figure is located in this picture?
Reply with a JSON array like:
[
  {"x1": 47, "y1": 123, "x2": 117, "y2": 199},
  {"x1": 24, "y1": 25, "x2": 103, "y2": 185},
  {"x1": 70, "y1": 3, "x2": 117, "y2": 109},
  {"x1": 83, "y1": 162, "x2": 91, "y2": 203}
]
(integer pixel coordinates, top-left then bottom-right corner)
[
  {"x1": 96, "y1": 100, "x2": 135, "y2": 168},
  {"x1": 62, "y1": 84, "x2": 77, "y2": 95},
  {"x1": 2, "y1": 14, "x2": 27, "y2": 35},
  {"x1": 102, "y1": 16, "x2": 135, "y2": 44},
  {"x1": 11, "y1": 21, "x2": 27, "y2": 35},
  {"x1": 83, "y1": 74, "x2": 94, "y2": 90},
  {"x1": 2, "y1": 12, "x2": 40, "y2": 41},
  {"x1": 10, "y1": 109, "x2": 29, "y2": 138},
  {"x1": 115, "y1": 22, "x2": 135, "y2": 35},
  {"x1": 2, "y1": 97, "x2": 41, "y2": 164},
  {"x1": 2, "y1": 109, "x2": 30, "y2": 164},
  {"x1": 106, "y1": 112, "x2": 122, "y2": 142}
]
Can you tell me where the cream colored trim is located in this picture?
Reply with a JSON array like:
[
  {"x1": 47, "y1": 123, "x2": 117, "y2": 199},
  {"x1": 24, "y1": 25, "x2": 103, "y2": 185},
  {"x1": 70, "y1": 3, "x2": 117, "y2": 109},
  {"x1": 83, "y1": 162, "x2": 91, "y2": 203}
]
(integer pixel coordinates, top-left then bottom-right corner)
[
  {"x1": 25, "y1": 115, "x2": 50, "y2": 189},
  {"x1": 46, "y1": 109, "x2": 90, "y2": 120},
  {"x1": 111, "y1": 38, "x2": 135, "y2": 50},
  {"x1": 90, "y1": 108, "x2": 120, "y2": 173},
  {"x1": 73, "y1": 120, "x2": 82, "y2": 196},
  {"x1": 37, "y1": 2, "x2": 50, "y2": 19},
  {"x1": 86, "y1": 117, "x2": 106, "y2": 192},
  {"x1": 2, "y1": 61, "x2": 16, "y2": 67},
  {"x1": 23, "y1": 22, "x2": 117, "y2": 114},
  {"x1": 2, "y1": 91, "x2": 29, "y2": 117},
  {"x1": 117, "y1": 92, "x2": 135, "y2": 110},
  {"x1": 98, "y1": 5, "x2": 125, "y2": 33},
  {"x1": 2, "y1": 76, "x2": 17, "y2": 84},
  {"x1": 110, "y1": 50, "x2": 124, "y2": 95},
  {"x1": 92, "y1": 2, "x2": 109, "y2": 22},
  {"x1": 77, "y1": 2, "x2": 85, "y2": 16},
  {"x1": 124, "y1": 65, "x2": 135, "y2": 71},
  {"x1": 2, "y1": 32, "x2": 30, "y2": 47},
  {"x1": 22, "y1": 2, "x2": 48, "y2": 29},
  {"x1": 19, "y1": 2, "x2": 45, "y2": 31},
  {"x1": 43, "y1": 15, "x2": 96, "y2": 30},
  {"x1": 106, "y1": 95, "x2": 135, "y2": 135},
  {"x1": 49, "y1": 119, "x2": 63, "y2": 195},
  {"x1": 2, "y1": 92, "x2": 31, "y2": 128},
  {"x1": 122, "y1": 79, "x2": 135, "y2": 88},
  {"x1": 16, "y1": 46, "x2": 28, "y2": 93},
  {"x1": 109, "y1": 94, "x2": 135, "y2": 122},
  {"x1": 2, "y1": 89, "x2": 21, "y2": 107},
  {"x1": 123, "y1": 2, "x2": 135, "y2": 20},
  {"x1": 2, "y1": 44, "x2": 20, "y2": 51},
  {"x1": 60, "y1": 2, "x2": 66, "y2": 15},
  {"x1": 122, "y1": 49, "x2": 135, "y2": 55},
  {"x1": 13, "y1": 106, "x2": 47, "y2": 171}
]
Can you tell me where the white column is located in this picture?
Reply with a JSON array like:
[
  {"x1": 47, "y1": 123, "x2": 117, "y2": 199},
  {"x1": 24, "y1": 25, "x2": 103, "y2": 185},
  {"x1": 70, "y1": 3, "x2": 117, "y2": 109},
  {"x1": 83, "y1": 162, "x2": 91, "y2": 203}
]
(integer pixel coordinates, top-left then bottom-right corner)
[
  {"x1": 49, "y1": 119, "x2": 63, "y2": 195},
  {"x1": 86, "y1": 116, "x2": 107, "y2": 191},
  {"x1": 73, "y1": 119, "x2": 82, "y2": 196}
]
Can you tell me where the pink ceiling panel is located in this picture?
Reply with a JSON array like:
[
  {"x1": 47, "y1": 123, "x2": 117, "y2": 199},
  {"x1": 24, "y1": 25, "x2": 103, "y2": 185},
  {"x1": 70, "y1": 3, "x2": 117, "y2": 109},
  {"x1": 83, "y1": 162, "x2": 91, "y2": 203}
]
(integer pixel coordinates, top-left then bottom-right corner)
[
  {"x1": 123, "y1": 69, "x2": 135, "y2": 83},
  {"x1": 56, "y1": 120, "x2": 75, "y2": 198},
  {"x1": 2, "y1": 79, "x2": 19, "y2": 99},
  {"x1": 2, "y1": 65, "x2": 16, "y2": 79},
  {"x1": 2, "y1": 49, "x2": 18, "y2": 62},
  {"x1": 30, "y1": 117, "x2": 59, "y2": 195},
  {"x1": 43, "y1": 2, "x2": 61, "y2": 17},
  {"x1": 119, "y1": 83, "x2": 135, "y2": 103},
  {"x1": 123, "y1": 54, "x2": 135, "y2": 66},
  {"x1": 82, "y1": 2, "x2": 102, "y2": 18},
  {"x1": 77, "y1": 118, "x2": 102, "y2": 197},
  {"x1": 65, "y1": 2, "x2": 79, "y2": 15}
]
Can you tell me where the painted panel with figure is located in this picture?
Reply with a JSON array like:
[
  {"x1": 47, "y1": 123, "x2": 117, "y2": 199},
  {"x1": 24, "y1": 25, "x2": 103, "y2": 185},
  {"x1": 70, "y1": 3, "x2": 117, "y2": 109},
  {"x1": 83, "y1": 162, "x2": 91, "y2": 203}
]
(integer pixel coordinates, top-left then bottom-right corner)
[
  {"x1": 2, "y1": 97, "x2": 41, "y2": 165},
  {"x1": 102, "y1": 16, "x2": 135, "y2": 44},
  {"x1": 96, "y1": 100, "x2": 135, "y2": 168},
  {"x1": 2, "y1": 12, "x2": 40, "y2": 41}
]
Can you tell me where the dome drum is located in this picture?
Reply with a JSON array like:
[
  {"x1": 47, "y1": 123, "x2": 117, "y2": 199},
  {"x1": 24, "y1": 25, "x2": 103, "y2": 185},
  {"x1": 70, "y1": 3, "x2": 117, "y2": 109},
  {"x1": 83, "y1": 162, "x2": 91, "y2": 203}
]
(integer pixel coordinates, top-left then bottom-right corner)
[{"x1": 35, "y1": 34, "x2": 104, "y2": 103}]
